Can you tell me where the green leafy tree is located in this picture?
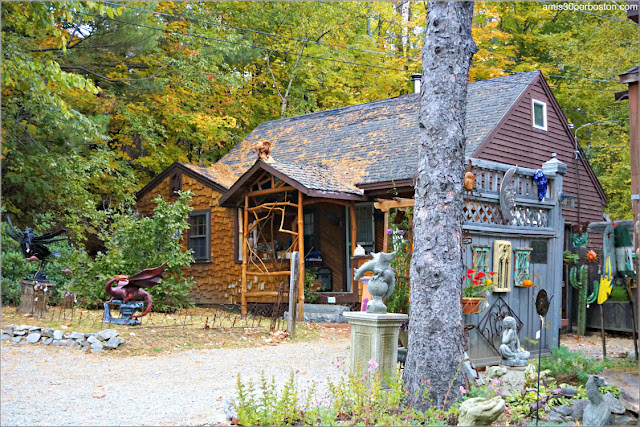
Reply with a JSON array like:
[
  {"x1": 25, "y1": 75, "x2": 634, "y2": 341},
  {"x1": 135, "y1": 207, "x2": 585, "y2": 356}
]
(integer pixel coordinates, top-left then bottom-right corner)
[{"x1": 69, "y1": 191, "x2": 196, "y2": 310}]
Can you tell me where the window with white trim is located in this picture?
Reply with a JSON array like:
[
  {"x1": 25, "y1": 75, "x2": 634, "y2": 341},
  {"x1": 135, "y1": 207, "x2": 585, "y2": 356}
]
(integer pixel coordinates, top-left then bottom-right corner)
[
  {"x1": 188, "y1": 209, "x2": 211, "y2": 261},
  {"x1": 532, "y1": 99, "x2": 547, "y2": 130}
]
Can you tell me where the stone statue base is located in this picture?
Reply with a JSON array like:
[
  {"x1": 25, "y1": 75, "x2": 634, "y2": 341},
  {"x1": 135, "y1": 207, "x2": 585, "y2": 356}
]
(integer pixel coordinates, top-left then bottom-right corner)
[
  {"x1": 103, "y1": 300, "x2": 144, "y2": 326},
  {"x1": 486, "y1": 365, "x2": 527, "y2": 397},
  {"x1": 500, "y1": 358, "x2": 528, "y2": 367},
  {"x1": 343, "y1": 312, "x2": 408, "y2": 379}
]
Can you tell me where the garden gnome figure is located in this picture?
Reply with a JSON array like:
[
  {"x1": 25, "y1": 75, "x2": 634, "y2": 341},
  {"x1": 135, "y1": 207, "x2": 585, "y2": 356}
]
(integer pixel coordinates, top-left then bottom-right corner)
[
  {"x1": 499, "y1": 316, "x2": 531, "y2": 366},
  {"x1": 353, "y1": 252, "x2": 396, "y2": 314}
]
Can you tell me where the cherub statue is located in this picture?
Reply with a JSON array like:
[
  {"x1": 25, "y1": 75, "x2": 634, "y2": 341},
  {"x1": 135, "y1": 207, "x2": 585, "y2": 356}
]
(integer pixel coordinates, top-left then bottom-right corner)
[
  {"x1": 498, "y1": 316, "x2": 531, "y2": 367},
  {"x1": 354, "y1": 252, "x2": 396, "y2": 314}
]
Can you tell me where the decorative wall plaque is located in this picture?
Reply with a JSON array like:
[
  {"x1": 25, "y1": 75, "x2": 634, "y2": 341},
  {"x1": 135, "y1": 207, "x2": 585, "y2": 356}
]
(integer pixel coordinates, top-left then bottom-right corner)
[
  {"x1": 514, "y1": 247, "x2": 532, "y2": 287},
  {"x1": 493, "y1": 240, "x2": 512, "y2": 292},
  {"x1": 472, "y1": 245, "x2": 491, "y2": 276},
  {"x1": 499, "y1": 167, "x2": 517, "y2": 222}
]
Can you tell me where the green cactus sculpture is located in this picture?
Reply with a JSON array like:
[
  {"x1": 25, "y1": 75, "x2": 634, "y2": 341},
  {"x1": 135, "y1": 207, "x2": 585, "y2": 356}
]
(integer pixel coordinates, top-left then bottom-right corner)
[{"x1": 570, "y1": 265, "x2": 588, "y2": 336}]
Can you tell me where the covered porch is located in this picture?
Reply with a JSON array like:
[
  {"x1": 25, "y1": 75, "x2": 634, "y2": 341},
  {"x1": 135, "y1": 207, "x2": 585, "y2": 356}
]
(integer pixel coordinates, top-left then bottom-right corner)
[{"x1": 218, "y1": 159, "x2": 366, "y2": 319}]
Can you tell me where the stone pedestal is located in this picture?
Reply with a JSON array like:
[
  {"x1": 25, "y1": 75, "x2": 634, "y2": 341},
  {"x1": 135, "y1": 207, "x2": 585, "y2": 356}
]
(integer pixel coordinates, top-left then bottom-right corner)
[
  {"x1": 485, "y1": 365, "x2": 527, "y2": 397},
  {"x1": 343, "y1": 312, "x2": 408, "y2": 377}
]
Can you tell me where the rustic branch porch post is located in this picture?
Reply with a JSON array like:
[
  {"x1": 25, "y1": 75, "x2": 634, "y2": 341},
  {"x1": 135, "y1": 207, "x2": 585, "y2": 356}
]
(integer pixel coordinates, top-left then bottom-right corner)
[
  {"x1": 241, "y1": 195, "x2": 249, "y2": 316},
  {"x1": 383, "y1": 210, "x2": 390, "y2": 252},
  {"x1": 297, "y1": 191, "x2": 305, "y2": 321},
  {"x1": 349, "y1": 203, "x2": 357, "y2": 255}
]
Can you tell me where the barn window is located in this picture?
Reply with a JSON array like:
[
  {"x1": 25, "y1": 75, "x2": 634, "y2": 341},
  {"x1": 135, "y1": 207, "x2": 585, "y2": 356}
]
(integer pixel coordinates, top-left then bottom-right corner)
[
  {"x1": 532, "y1": 99, "x2": 547, "y2": 131},
  {"x1": 188, "y1": 209, "x2": 211, "y2": 262}
]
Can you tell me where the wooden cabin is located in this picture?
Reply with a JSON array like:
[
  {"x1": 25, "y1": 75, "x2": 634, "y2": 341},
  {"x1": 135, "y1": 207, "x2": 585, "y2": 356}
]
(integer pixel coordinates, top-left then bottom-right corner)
[{"x1": 137, "y1": 71, "x2": 607, "y2": 362}]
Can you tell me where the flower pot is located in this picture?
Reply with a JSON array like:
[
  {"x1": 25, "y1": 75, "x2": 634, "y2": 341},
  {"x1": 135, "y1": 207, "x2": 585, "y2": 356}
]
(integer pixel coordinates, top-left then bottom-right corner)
[{"x1": 462, "y1": 297, "x2": 486, "y2": 314}]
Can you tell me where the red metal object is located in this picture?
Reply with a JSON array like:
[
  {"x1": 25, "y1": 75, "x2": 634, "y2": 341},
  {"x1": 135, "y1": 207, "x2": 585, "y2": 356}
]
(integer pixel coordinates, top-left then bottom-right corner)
[{"x1": 104, "y1": 263, "x2": 167, "y2": 318}]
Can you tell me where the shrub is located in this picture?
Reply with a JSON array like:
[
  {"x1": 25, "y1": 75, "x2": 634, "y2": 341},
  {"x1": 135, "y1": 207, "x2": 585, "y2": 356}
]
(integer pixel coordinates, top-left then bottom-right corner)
[
  {"x1": 234, "y1": 363, "x2": 455, "y2": 426},
  {"x1": 540, "y1": 346, "x2": 604, "y2": 384},
  {"x1": 0, "y1": 222, "x2": 31, "y2": 305},
  {"x1": 1, "y1": 192, "x2": 196, "y2": 311},
  {"x1": 69, "y1": 191, "x2": 196, "y2": 311},
  {"x1": 0, "y1": 212, "x2": 69, "y2": 304}
]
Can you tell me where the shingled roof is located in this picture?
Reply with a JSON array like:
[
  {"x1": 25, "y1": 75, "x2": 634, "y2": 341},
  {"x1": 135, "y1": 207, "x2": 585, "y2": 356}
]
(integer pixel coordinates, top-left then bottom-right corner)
[
  {"x1": 142, "y1": 71, "x2": 540, "y2": 198},
  {"x1": 216, "y1": 71, "x2": 539, "y2": 190}
]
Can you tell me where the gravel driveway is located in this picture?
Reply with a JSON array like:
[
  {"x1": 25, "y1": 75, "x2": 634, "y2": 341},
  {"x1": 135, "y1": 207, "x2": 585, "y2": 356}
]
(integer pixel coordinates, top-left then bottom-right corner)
[{"x1": 1, "y1": 326, "x2": 350, "y2": 426}]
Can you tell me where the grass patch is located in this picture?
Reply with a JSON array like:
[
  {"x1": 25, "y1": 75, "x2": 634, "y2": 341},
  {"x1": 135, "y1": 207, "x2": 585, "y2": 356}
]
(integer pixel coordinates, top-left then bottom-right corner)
[{"x1": 1, "y1": 306, "x2": 325, "y2": 357}]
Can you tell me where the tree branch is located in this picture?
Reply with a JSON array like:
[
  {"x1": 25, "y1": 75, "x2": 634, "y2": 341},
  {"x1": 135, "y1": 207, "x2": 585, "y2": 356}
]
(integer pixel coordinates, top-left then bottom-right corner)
[{"x1": 280, "y1": 38, "x2": 309, "y2": 118}]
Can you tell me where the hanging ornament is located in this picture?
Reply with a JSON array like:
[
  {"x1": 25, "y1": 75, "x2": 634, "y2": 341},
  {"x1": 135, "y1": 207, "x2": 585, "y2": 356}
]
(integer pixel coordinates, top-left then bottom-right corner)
[
  {"x1": 587, "y1": 250, "x2": 598, "y2": 262},
  {"x1": 533, "y1": 169, "x2": 548, "y2": 201}
]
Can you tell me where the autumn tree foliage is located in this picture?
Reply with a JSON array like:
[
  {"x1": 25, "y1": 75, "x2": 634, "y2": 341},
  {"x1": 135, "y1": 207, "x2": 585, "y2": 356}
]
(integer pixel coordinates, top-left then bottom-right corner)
[{"x1": 2, "y1": 1, "x2": 637, "y2": 240}]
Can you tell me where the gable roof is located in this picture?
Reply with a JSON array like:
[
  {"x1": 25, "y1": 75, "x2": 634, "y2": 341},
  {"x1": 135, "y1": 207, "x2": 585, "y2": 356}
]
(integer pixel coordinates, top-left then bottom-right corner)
[
  {"x1": 136, "y1": 161, "x2": 231, "y2": 200},
  {"x1": 217, "y1": 71, "x2": 540, "y2": 187},
  {"x1": 218, "y1": 159, "x2": 366, "y2": 206},
  {"x1": 140, "y1": 70, "x2": 604, "y2": 205}
]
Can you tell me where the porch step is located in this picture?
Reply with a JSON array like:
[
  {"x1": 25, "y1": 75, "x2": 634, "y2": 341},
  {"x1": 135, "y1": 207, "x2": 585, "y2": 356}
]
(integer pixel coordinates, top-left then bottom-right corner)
[{"x1": 284, "y1": 304, "x2": 351, "y2": 323}]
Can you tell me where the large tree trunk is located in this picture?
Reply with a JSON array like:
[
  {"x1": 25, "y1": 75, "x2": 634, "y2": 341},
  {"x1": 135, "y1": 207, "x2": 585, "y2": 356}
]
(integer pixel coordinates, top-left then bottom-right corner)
[{"x1": 404, "y1": 1, "x2": 476, "y2": 409}]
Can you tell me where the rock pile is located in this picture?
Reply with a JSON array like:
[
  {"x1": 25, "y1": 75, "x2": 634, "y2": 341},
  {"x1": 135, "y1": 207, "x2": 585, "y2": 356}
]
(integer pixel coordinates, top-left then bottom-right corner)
[
  {"x1": 545, "y1": 394, "x2": 636, "y2": 425},
  {"x1": 1, "y1": 325, "x2": 125, "y2": 353}
]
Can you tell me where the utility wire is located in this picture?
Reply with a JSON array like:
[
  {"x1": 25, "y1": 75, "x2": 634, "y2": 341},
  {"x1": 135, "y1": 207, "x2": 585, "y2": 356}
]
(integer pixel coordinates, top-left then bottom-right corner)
[
  {"x1": 67, "y1": 9, "x2": 624, "y2": 93},
  {"x1": 100, "y1": 1, "x2": 418, "y2": 61},
  {"x1": 101, "y1": 1, "x2": 626, "y2": 84},
  {"x1": 69, "y1": 8, "x2": 412, "y2": 72}
]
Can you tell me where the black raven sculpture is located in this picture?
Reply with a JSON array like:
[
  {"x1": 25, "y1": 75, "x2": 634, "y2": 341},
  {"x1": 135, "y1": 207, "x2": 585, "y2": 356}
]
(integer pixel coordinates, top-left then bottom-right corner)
[{"x1": 5, "y1": 216, "x2": 67, "y2": 264}]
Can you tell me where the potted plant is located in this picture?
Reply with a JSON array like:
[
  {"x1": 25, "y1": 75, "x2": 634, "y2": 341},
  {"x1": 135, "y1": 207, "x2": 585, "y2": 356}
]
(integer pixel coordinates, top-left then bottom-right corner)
[{"x1": 462, "y1": 268, "x2": 494, "y2": 314}]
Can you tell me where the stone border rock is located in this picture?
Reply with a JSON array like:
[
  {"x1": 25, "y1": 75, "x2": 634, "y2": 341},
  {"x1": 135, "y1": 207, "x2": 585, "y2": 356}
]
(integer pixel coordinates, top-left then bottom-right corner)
[{"x1": 1, "y1": 325, "x2": 125, "y2": 353}]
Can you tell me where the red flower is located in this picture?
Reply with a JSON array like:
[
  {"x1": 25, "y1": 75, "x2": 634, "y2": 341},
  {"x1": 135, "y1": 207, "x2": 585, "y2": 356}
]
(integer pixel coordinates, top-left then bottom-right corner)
[
  {"x1": 473, "y1": 280, "x2": 479, "y2": 285},
  {"x1": 490, "y1": 272, "x2": 495, "y2": 275},
  {"x1": 477, "y1": 272, "x2": 485, "y2": 278},
  {"x1": 467, "y1": 268, "x2": 474, "y2": 278}
]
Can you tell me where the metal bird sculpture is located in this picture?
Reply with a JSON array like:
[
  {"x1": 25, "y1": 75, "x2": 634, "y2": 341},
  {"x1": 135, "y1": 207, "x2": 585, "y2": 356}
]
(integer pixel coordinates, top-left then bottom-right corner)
[
  {"x1": 104, "y1": 263, "x2": 168, "y2": 319},
  {"x1": 5, "y1": 217, "x2": 67, "y2": 261},
  {"x1": 5, "y1": 217, "x2": 67, "y2": 280}
]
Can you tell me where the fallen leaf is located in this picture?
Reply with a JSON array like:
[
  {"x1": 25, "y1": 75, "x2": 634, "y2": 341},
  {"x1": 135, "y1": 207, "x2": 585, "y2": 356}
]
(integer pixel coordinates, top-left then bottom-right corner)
[
  {"x1": 93, "y1": 394, "x2": 106, "y2": 399},
  {"x1": 216, "y1": 396, "x2": 223, "y2": 401}
]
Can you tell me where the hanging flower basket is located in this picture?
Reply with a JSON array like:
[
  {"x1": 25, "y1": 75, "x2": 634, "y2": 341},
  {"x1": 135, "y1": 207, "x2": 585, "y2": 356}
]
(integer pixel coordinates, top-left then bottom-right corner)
[{"x1": 462, "y1": 297, "x2": 487, "y2": 314}]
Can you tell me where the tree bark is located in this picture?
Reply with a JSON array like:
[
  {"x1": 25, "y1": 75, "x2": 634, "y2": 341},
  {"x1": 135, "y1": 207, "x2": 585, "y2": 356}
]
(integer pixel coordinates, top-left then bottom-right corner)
[{"x1": 404, "y1": 1, "x2": 477, "y2": 410}]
